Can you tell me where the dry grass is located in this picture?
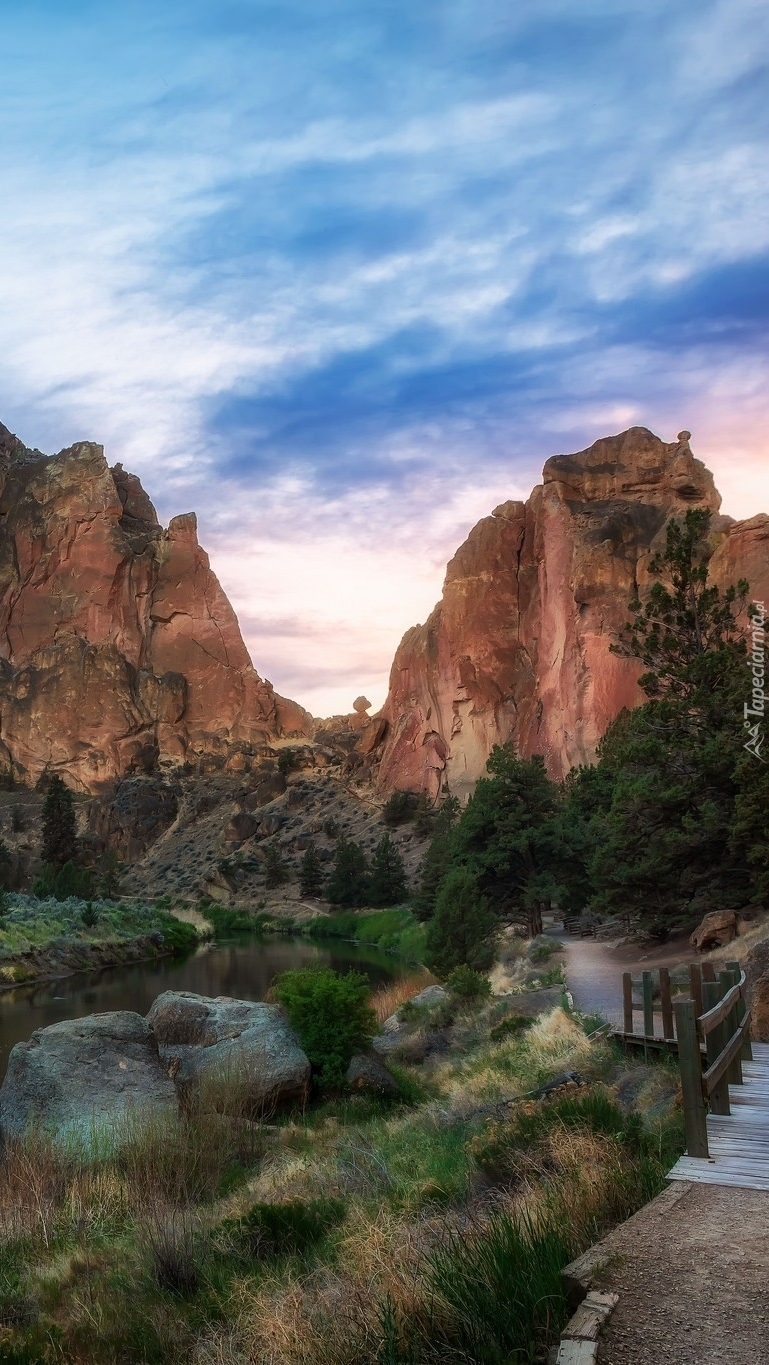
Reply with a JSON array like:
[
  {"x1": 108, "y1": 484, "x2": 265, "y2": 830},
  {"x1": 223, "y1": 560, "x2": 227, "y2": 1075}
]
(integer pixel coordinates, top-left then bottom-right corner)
[{"x1": 370, "y1": 972, "x2": 434, "y2": 1025}]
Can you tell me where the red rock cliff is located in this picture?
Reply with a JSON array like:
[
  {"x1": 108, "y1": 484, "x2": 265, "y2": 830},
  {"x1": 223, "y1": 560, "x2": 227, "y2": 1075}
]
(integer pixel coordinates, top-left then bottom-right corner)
[
  {"x1": 377, "y1": 428, "x2": 769, "y2": 798},
  {"x1": 0, "y1": 423, "x2": 310, "y2": 791}
]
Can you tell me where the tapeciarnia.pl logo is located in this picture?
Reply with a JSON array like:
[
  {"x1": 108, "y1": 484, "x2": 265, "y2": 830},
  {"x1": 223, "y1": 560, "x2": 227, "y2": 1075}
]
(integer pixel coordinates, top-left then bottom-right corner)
[{"x1": 744, "y1": 600, "x2": 766, "y2": 761}]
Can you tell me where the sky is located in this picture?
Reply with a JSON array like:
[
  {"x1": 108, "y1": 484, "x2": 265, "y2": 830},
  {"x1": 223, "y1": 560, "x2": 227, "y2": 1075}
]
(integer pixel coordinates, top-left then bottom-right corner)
[{"x1": 0, "y1": 0, "x2": 767, "y2": 716}]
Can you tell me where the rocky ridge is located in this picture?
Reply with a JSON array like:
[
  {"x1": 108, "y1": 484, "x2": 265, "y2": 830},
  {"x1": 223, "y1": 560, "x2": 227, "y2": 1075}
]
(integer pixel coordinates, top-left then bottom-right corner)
[
  {"x1": 374, "y1": 428, "x2": 769, "y2": 798},
  {"x1": 0, "y1": 422, "x2": 310, "y2": 792}
]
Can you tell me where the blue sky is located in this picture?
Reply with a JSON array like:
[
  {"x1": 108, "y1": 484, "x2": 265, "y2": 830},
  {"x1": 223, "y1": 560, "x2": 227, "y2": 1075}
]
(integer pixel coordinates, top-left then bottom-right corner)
[{"x1": 1, "y1": 0, "x2": 767, "y2": 713}]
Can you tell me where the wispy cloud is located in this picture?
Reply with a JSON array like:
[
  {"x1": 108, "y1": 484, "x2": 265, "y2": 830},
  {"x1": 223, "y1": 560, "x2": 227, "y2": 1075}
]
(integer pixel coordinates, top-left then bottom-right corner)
[{"x1": 0, "y1": 0, "x2": 766, "y2": 712}]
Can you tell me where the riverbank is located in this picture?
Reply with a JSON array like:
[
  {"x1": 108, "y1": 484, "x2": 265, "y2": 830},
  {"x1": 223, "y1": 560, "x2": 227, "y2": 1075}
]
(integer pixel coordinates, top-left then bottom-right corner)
[
  {"x1": 0, "y1": 894, "x2": 199, "y2": 989},
  {"x1": 0, "y1": 982, "x2": 684, "y2": 1365}
]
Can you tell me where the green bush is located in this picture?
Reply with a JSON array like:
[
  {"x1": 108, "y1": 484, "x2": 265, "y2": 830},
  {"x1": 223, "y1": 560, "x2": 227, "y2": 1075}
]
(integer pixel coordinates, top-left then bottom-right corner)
[
  {"x1": 81, "y1": 901, "x2": 99, "y2": 928},
  {"x1": 203, "y1": 904, "x2": 272, "y2": 935},
  {"x1": 272, "y1": 965, "x2": 377, "y2": 1090},
  {"x1": 154, "y1": 914, "x2": 198, "y2": 956},
  {"x1": 382, "y1": 791, "x2": 418, "y2": 828},
  {"x1": 527, "y1": 935, "x2": 562, "y2": 964},
  {"x1": 222, "y1": 1196, "x2": 344, "y2": 1260},
  {"x1": 489, "y1": 1014, "x2": 532, "y2": 1042},
  {"x1": 304, "y1": 908, "x2": 426, "y2": 962},
  {"x1": 263, "y1": 844, "x2": 290, "y2": 889},
  {"x1": 33, "y1": 860, "x2": 94, "y2": 902},
  {"x1": 277, "y1": 748, "x2": 299, "y2": 776},
  {"x1": 446, "y1": 965, "x2": 491, "y2": 1000}
]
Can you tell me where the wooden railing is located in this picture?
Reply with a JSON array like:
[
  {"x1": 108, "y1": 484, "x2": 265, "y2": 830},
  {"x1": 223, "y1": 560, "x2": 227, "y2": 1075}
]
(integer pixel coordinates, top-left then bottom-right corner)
[{"x1": 674, "y1": 962, "x2": 753, "y2": 1158}]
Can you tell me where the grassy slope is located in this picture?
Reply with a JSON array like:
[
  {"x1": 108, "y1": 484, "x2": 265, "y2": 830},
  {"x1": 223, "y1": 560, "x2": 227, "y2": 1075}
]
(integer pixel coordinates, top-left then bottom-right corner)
[{"x1": 0, "y1": 994, "x2": 684, "y2": 1365}]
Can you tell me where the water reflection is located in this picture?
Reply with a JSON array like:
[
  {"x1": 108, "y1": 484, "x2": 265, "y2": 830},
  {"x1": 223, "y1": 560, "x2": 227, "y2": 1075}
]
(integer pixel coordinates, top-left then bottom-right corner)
[{"x1": 0, "y1": 936, "x2": 408, "y2": 1080}]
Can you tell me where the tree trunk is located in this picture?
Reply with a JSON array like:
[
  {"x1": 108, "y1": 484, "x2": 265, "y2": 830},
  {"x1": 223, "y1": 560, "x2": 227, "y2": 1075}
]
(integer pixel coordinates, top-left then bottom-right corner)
[{"x1": 528, "y1": 903, "x2": 543, "y2": 938}]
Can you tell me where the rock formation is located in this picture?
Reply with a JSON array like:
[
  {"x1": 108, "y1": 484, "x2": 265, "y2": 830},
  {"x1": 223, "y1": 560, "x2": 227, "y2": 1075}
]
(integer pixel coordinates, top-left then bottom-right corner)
[
  {"x1": 376, "y1": 428, "x2": 769, "y2": 798},
  {"x1": 0, "y1": 422, "x2": 310, "y2": 791},
  {"x1": 146, "y1": 991, "x2": 311, "y2": 1107},
  {"x1": 0, "y1": 1012, "x2": 178, "y2": 1145}
]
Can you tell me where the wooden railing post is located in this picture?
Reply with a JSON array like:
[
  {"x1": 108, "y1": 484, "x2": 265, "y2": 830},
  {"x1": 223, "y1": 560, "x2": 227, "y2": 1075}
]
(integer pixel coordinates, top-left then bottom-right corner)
[
  {"x1": 726, "y1": 959, "x2": 753, "y2": 1062},
  {"x1": 689, "y1": 963, "x2": 703, "y2": 1019},
  {"x1": 642, "y1": 970, "x2": 654, "y2": 1039},
  {"x1": 720, "y1": 968, "x2": 743, "y2": 1085},
  {"x1": 622, "y1": 973, "x2": 634, "y2": 1036},
  {"x1": 702, "y1": 980, "x2": 731, "y2": 1114},
  {"x1": 674, "y1": 998, "x2": 708, "y2": 1158},
  {"x1": 659, "y1": 967, "x2": 674, "y2": 1040}
]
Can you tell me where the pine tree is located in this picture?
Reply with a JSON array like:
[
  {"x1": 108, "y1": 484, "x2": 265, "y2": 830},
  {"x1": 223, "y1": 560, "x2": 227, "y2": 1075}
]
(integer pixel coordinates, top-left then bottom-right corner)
[
  {"x1": 589, "y1": 510, "x2": 760, "y2": 934},
  {"x1": 453, "y1": 749, "x2": 588, "y2": 937},
  {"x1": 299, "y1": 842, "x2": 325, "y2": 898},
  {"x1": 97, "y1": 848, "x2": 122, "y2": 900},
  {"x1": 41, "y1": 774, "x2": 77, "y2": 871},
  {"x1": 412, "y1": 795, "x2": 460, "y2": 921},
  {"x1": 263, "y1": 843, "x2": 290, "y2": 890},
  {"x1": 425, "y1": 866, "x2": 497, "y2": 977},
  {"x1": 326, "y1": 836, "x2": 369, "y2": 908},
  {"x1": 367, "y1": 833, "x2": 407, "y2": 907}
]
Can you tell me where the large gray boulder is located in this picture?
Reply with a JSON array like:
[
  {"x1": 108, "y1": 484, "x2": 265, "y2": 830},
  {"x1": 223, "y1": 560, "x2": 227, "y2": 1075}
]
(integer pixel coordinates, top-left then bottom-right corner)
[
  {"x1": 146, "y1": 992, "x2": 310, "y2": 1109},
  {"x1": 0, "y1": 1011, "x2": 178, "y2": 1145}
]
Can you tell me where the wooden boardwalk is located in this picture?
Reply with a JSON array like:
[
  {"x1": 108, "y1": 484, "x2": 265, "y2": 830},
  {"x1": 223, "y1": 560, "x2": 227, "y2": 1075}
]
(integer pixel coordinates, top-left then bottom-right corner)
[{"x1": 669, "y1": 1042, "x2": 769, "y2": 1191}]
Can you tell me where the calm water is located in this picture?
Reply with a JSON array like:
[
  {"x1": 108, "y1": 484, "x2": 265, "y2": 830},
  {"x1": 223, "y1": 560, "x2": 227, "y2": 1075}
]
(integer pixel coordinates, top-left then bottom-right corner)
[{"x1": 0, "y1": 935, "x2": 409, "y2": 1081}]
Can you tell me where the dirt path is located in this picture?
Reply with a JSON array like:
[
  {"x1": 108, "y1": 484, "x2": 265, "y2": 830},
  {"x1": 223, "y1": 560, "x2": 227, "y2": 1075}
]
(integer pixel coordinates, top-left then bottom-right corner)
[
  {"x1": 555, "y1": 931, "x2": 694, "y2": 1025},
  {"x1": 594, "y1": 1181, "x2": 769, "y2": 1363}
]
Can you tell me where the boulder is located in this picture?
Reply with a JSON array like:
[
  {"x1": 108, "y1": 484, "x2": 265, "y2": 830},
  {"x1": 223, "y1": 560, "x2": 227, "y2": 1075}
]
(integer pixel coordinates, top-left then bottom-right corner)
[
  {"x1": 345, "y1": 1052, "x2": 400, "y2": 1096},
  {"x1": 0, "y1": 1012, "x2": 178, "y2": 1145},
  {"x1": 371, "y1": 984, "x2": 449, "y2": 1056},
  {"x1": 146, "y1": 992, "x2": 310, "y2": 1109},
  {"x1": 244, "y1": 772, "x2": 287, "y2": 808},
  {"x1": 223, "y1": 811, "x2": 259, "y2": 845},
  {"x1": 689, "y1": 910, "x2": 738, "y2": 952}
]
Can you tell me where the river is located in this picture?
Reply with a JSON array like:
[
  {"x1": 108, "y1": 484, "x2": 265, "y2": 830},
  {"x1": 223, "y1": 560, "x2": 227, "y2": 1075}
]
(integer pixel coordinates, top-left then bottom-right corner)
[{"x1": 0, "y1": 934, "x2": 413, "y2": 1081}]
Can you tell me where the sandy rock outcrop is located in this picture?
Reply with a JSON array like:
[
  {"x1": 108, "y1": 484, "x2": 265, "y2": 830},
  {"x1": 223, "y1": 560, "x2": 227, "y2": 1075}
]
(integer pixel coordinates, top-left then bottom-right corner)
[
  {"x1": 0, "y1": 423, "x2": 311, "y2": 792},
  {"x1": 146, "y1": 991, "x2": 311, "y2": 1108},
  {"x1": 0, "y1": 1011, "x2": 177, "y2": 1144},
  {"x1": 378, "y1": 428, "x2": 769, "y2": 796},
  {"x1": 689, "y1": 910, "x2": 739, "y2": 952}
]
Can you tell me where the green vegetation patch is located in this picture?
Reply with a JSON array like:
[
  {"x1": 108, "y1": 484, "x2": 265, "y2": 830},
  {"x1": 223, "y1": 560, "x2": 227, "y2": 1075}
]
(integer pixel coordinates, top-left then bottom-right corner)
[
  {"x1": 304, "y1": 908, "x2": 426, "y2": 962},
  {"x1": 221, "y1": 1197, "x2": 345, "y2": 1261}
]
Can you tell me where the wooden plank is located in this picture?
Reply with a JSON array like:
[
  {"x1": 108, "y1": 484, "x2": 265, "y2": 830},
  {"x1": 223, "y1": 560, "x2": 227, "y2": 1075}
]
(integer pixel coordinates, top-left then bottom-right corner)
[
  {"x1": 697, "y1": 972, "x2": 745, "y2": 1037},
  {"x1": 564, "y1": 1299, "x2": 617, "y2": 1342},
  {"x1": 674, "y1": 997, "x2": 709, "y2": 1157},
  {"x1": 727, "y1": 958, "x2": 754, "y2": 1063},
  {"x1": 720, "y1": 969, "x2": 743, "y2": 1085},
  {"x1": 556, "y1": 1341, "x2": 597, "y2": 1364},
  {"x1": 689, "y1": 963, "x2": 703, "y2": 1017},
  {"x1": 622, "y1": 972, "x2": 633, "y2": 1036},
  {"x1": 703, "y1": 1012, "x2": 752, "y2": 1098},
  {"x1": 702, "y1": 980, "x2": 730, "y2": 1114},
  {"x1": 642, "y1": 970, "x2": 654, "y2": 1039},
  {"x1": 659, "y1": 967, "x2": 674, "y2": 1040},
  {"x1": 702, "y1": 962, "x2": 717, "y2": 984}
]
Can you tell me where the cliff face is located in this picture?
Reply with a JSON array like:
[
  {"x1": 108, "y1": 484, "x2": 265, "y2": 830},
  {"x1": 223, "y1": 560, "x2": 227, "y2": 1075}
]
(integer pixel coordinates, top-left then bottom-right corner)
[
  {"x1": 377, "y1": 428, "x2": 769, "y2": 799},
  {"x1": 0, "y1": 423, "x2": 310, "y2": 791}
]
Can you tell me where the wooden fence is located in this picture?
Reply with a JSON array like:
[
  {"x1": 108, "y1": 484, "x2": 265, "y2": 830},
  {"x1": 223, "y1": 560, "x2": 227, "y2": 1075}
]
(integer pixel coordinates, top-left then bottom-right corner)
[{"x1": 674, "y1": 963, "x2": 752, "y2": 1158}]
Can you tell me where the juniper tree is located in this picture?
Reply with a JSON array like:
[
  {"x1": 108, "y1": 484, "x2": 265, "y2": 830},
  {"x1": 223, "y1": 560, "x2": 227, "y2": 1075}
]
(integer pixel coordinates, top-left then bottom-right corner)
[
  {"x1": 326, "y1": 836, "x2": 369, "y2": 908},
  {"x1": 299, "y1": 842, "x2": 325, "y2": 898},
  {"x1": 367, "y1": 833, "x2": 407, "y2": 907},
  {"x1": 41, "y1": 774, "x2": 77, "y2": 871}
]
